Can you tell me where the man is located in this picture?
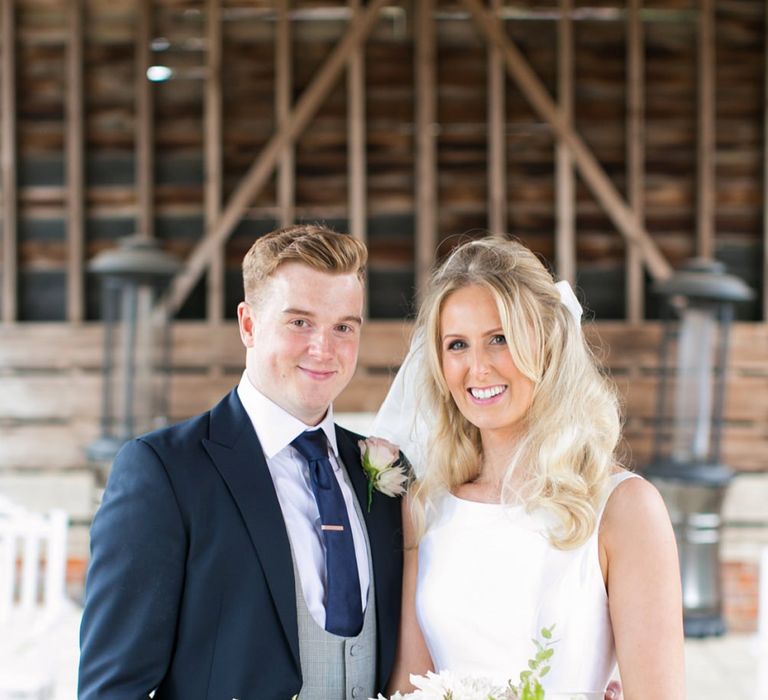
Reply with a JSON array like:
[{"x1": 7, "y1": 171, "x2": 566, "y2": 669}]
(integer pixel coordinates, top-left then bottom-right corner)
[{"x1": 79, "y1": 225, "x2": 403, "y2": 699}]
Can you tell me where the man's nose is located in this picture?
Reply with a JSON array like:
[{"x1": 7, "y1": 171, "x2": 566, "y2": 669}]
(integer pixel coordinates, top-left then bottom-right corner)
[{"x1": 308, "y1": 328, "x2": 333, "y2": 357}]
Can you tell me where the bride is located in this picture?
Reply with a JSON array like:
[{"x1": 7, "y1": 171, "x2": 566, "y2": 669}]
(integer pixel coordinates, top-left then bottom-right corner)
[{"x1": 374, "y1": 238, "x2": 685, "y2": 699}]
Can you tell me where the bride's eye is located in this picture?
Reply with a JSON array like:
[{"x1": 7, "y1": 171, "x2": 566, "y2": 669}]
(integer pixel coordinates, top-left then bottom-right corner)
[
  {"x1": 490, "y1": 334, "x2": 507, "y2": 345},
  {"x1": 446, "y1": 339, "x2": 466, "y2": 351}
]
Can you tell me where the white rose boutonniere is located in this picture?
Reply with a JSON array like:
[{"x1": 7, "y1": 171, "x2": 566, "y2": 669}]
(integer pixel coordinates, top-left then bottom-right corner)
[{"x1": 358, "y1": 437, "x2": 409, "y2": 511}]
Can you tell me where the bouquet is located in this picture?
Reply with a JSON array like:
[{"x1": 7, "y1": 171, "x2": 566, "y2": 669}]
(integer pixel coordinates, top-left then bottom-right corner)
[{"x1": 376, "y1": 626, "x2": 561, "y2": 700}]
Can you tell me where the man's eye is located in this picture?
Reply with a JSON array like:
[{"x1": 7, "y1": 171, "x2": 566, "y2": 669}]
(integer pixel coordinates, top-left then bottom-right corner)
[
  {"x1": 490, "y1": 334, "x2": 507, "y2": 345},
  {"x1": 336, "y1": 324, "x2": 352, "y2": 333},
  {"x1": 291, "y1": 319, "x2": 308, "y2": 328}
]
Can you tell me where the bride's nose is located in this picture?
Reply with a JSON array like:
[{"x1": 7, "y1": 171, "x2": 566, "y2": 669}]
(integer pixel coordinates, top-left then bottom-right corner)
[{"x1": 468, "y1": 347, "x2": 491, "y2": 377}]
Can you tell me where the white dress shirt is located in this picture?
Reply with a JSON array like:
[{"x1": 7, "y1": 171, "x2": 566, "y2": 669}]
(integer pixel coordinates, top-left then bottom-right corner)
[{"x1": 237, "y1": 372, "x2": 370, "y2": 629}]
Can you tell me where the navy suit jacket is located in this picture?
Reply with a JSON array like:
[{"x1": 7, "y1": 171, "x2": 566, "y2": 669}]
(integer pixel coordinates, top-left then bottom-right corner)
[{"x1": 78, "y1": 390, "x2": 404, "y2": 699}]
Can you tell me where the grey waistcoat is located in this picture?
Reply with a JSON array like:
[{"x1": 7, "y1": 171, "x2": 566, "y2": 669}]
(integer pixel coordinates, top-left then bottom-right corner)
[{"x1": 292, "y1": 469, "x2": 377, "y2": 700}]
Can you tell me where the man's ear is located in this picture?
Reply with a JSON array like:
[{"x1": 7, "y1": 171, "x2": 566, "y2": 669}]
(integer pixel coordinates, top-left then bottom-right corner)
[{"x1": 237, "y1": 301, "x2": 255, "y2": 348}]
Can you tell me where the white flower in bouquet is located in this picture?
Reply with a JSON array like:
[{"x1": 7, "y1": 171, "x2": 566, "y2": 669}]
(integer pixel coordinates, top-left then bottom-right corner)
[
  {"x1": 375, "y1": 625, "x2": 558, "y2": 700},
  {"x1": 375, "y1": 670, "x2": 513, "y2": 700}
]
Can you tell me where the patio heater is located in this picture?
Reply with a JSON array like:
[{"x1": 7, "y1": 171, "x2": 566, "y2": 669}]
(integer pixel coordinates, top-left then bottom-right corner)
[
  {"x1": 86, "y1": 236, "x2": 181, "y2": 466},
  {"x1": 644, "y1": 258, "x2": 753, "y2": 637}
]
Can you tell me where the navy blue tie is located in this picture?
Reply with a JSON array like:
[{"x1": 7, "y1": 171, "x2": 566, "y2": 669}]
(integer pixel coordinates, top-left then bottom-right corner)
[{"x1": 291, "y1": 430, "x2": 363, "y2": 637}]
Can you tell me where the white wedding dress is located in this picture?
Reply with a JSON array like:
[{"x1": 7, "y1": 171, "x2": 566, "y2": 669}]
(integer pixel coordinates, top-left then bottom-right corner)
[{"x1": 415, "y1": 472, "x2": 638, "y2": 697}]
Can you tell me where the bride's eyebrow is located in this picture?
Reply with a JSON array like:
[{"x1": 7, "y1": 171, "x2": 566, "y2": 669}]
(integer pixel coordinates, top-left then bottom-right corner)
[{"x1": 442, "y1": 327, "x2": 504, "y2": 339}]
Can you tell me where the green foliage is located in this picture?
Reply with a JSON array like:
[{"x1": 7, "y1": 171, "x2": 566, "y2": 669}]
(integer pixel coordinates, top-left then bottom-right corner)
[{"x1": 515, "y1": 625, "x2": 557, "y2": 700}]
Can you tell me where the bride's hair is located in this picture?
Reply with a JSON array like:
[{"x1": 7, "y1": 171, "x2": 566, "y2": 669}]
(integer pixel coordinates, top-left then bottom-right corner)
[{"x1": 410, "y1": 237, "x2": 622, "y2": 549}]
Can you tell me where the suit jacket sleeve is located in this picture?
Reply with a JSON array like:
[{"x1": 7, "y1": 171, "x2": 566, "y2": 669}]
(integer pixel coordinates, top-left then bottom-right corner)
[{"x1": 78, "y1": 438, "x2": 187, "y2": 700}]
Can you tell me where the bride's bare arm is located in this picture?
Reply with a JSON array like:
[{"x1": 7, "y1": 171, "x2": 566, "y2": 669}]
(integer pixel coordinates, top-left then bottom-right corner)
[
  {"x1": 601, "y1": 477, "x2": 686, "y2": 700},
  {"x1": 387, "y1": 495, "x2": 434, "y2": 694}
]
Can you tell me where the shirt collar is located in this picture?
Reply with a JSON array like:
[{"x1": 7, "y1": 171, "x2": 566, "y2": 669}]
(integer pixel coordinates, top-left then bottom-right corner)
[{"x1": 237, "y1": 371, "x2": 339, "y2": 460}]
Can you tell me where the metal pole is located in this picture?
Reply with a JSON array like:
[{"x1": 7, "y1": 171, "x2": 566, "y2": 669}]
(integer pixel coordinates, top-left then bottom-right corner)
[
  {"x1": 121, "y1": 285, "x2": 139, "y2": 440},
  {"x1": 100, "y1": 281, "x2": 118, "y2": 438},
  {"x1": 710, "y1": 303, "x2": 734, "y2": 464}
]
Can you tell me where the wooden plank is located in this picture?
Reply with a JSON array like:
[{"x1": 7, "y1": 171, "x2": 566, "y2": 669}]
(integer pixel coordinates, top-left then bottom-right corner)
[
  {"x1": 0, "y1": 374, "x2": 102, "y2": 420},
  {"x1": 159, "y1": 0, "x2": 391, "y2": 319},
  {"x1": 347, "y1": 0, "x2": 367, "y2": 250},
  {"x1": 276, "y1": 0, "x2": 295, "y2": 228},
  {"x1": 697, "y1": 0, "x2": 715, "y2": 259},
  {"x1": 415, "y1": 0, "x2": 437, "y2": 300},
  {"x1": 764, "y1": 0, "x2": 768, "y2": 322},
  {"x1": 136, "y1": 0, "x2": 153, "y2": 239},
  {"x1": 625, "y1": 0, "x2": 645, "y2": 321},
  {"x1": 66, "y1": 0, "x2": 85, "y2": 322},
  {"x1": 1, "y1": 321, "x2": 766, "y2": 374},
  {"x1": 1, "y1": 0, "x2": 17, "y2": 322},
  {"x1": 0, "y1": 422, "x2": 99, "y2": 470},
  {"x1": 205, "y1": 0, "x2": 224, "y2": 322},
  {"x1": 0, "y1": 373, "x2": 241, "y2": 422},
  {"x1": 555, "y1": 0, "x2": 575, "y2": 284},
  {"x1": 487, "y1": 0, "x2": 507, "y2": 237},
  {"x1": 614, "y1": 374, "x2": 768, "y2": 422},
  {"x1": 0, "y1": 320, "x2": 412, "y2": 371},
  {"x1": 0, "y1": 471, "x2": 94, "y2": 520},
  {"x1": 336, "y1": 371, "x2": 400, "y2": 413},
  {"x1": 460, "y1": 0, "x2": 673, "y2": 282},
  {"x1": 628, "y1": 427, "x2": 768, "y2": 474}
]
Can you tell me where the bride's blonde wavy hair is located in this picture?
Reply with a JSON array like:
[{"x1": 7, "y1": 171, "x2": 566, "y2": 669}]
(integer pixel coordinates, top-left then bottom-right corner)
[{"x1": 410, "y1": 238, "x2": 622, "y2": 549}]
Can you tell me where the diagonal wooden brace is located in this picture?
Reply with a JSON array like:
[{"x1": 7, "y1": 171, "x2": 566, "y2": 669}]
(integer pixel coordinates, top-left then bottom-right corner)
[
  {"x1": 157, "y1": 0, "x2": 393, "y2": 320},
  {"x1": 460, "y1": 0, "x2": 672, "y2": 282}
]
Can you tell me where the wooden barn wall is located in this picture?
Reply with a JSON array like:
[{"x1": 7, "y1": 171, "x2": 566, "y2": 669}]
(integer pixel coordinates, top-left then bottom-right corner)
[
  {"x1": 0, "y1": 320, "x2": 765, "y2": 474},
  {"x1": 0, "y1": 0, "x2": 765, "y2": 323},
  {"x1": 1, "y1": 0, "x2": 767, "y2": 626},
  {"x1": 0, "y1": 319, "x2": 766, "y2": 573}
]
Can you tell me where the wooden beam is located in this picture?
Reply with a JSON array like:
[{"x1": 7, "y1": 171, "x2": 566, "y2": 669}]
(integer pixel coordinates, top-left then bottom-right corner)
[
  {"x1": 555, "y1": 0, "x2": 575, "y2": 284},
  {"x1": 347, "y1": 0, "x2": 367, "y2": 248},
  {"x1": 276, "y1": 0, "x2": 295, "y2": 228},
  {"x1": 460, "y1": 0, "x2": 672, "y2": 282},
  {"x1": 66, "y1": 0, "x2": 85, "y2": 322},
  {"x1": 764, "y1": 0, "x2": 768, "y2": 321},
  {"x1": 205, "y1": 0, "x2": 224, "y2": 322},
  {"x1": 159, "y1": 0, "x2": 391, "y2": 319},
  {"x1": 487, "y1": 0, "x2": 507, "y2": 238},
  {"x1": 697, "y1": 0, "x2": 715, "y2": 260},
  {"x1": 415, "y1": 0, "x2": 437, "y2": 299},
  {"x1": 626, "y1": 0, "x2": 645, "y2": 321},
  {"x1": 136, "y1": 0, "x2": 153, "y2": 239},
  {"x1": 1, "y1": 0, "x2": 17, "y2": 323},
  {"x1": 348, "y1": 0, "x2": 368, "y2": 317}
]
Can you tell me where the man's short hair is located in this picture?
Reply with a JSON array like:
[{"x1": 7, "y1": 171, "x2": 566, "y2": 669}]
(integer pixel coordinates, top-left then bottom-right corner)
[{"x1": 242, "y1": 224, "x2": 367, "y2": 303}]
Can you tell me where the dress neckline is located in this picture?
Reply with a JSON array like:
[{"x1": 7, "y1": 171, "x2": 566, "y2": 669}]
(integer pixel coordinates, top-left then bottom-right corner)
[{"x1": 446, "y1": 491, "x2": 524, "y2": 509}]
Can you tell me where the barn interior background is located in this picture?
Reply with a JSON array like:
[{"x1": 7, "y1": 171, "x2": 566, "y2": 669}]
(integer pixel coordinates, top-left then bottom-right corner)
[{"x1": 0, "y1": 0, "x2": 767, "y2": 649}]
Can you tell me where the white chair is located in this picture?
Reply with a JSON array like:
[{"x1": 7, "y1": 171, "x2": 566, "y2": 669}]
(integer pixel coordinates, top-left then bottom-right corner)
[
  {"x1": 0, "y1": 497, "x2": 70, "y2": 700},
  {"x1": 756, "y1": 546, "x2": 768, "y2": 700}
]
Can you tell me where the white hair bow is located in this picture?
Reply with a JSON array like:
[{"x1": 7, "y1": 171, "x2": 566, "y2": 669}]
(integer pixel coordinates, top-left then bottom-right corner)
[{"x1": 555, "y1": 280, "x2": 583, "y2": 327}]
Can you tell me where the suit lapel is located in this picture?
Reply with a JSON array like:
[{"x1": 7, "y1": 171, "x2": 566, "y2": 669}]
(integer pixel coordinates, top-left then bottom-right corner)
[
  {"x1": 203, "y1": 391, "x2": 300, "y2": 670},
  {"x1": 336, "y1": 425, "x2": 400, "y2": 687},
  {"x1": 335, "y1": 428, "x2": 369, "y2": 521}
]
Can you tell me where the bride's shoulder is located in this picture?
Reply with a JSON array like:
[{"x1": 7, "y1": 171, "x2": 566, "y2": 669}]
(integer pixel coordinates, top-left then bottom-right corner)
[{"x1": 600, "y1": 472, "x2": 673, "y2": 549}]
